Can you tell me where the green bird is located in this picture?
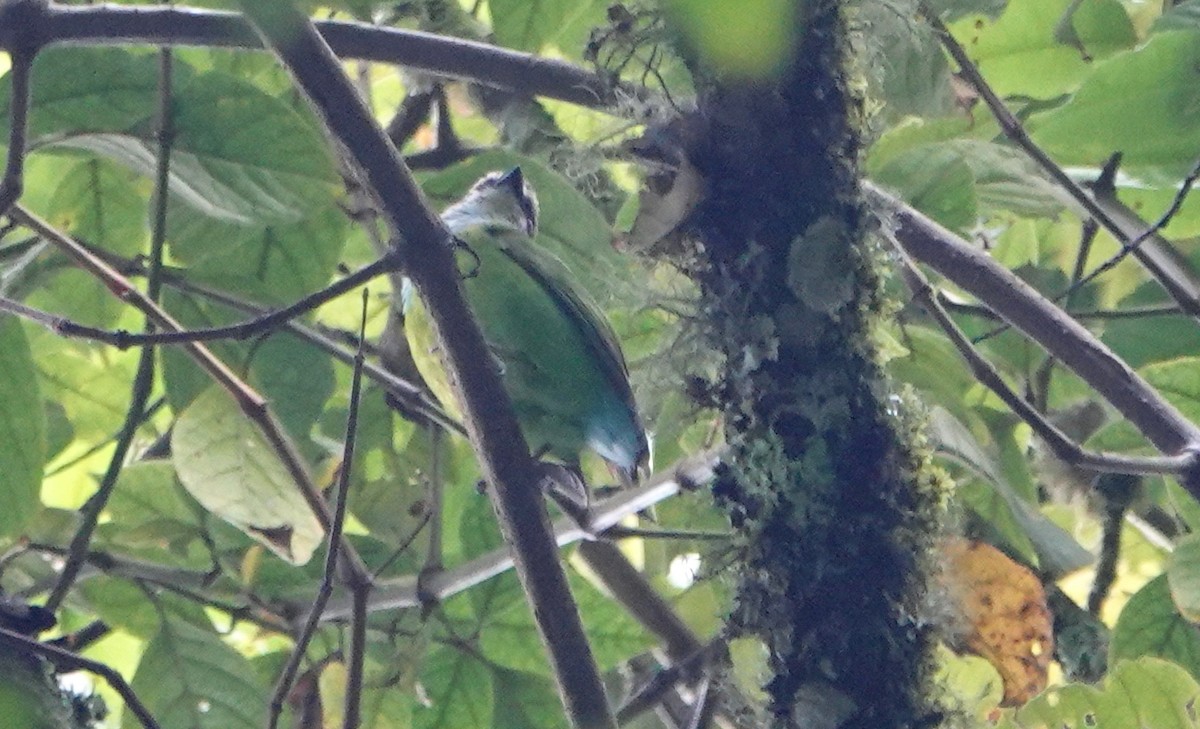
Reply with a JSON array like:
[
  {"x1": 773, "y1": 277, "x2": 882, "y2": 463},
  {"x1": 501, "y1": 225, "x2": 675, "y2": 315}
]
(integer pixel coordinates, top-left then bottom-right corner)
[{"x1": 403, "y1": 168, "x2": 648, "y2": 486}]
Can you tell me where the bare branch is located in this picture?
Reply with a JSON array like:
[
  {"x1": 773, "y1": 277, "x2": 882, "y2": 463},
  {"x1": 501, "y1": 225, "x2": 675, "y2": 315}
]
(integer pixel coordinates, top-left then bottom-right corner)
[
  {"x1": 234, "y1": 4, "x2": 617, "y2": 727},
  {"x1": 0, "y1": 626, "x2": 161, "y2": 729},
  {"x1": 868, "y1": 183, "x2": 1200, "y2": 492},
  {"x1": 0, "y1": 2, "x2": 656, "y2": 113},
  {"x1": 0, "y1": 50, "x2": 31, "y2": 216},
  {"x1": 892, "y1": 240, "x2": 1194, "y2": 478}
]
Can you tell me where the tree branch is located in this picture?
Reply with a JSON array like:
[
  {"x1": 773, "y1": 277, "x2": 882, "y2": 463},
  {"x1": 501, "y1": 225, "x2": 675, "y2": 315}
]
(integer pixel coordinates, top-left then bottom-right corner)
[
  {"x1": 233, "y1": 4, "x2": 617, "y2": 727},
  {"x1": 869, "y1": 183, "x2": 1200, "y2": 493},
  {"x1": 0, "y1": 2, "x2": 655, "y2": 113}
]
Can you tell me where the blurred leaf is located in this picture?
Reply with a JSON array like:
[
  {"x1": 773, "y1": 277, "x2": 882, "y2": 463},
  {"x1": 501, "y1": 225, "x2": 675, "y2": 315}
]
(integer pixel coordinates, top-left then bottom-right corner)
[
  {"x1": 491, "y1": 668, "x2": 564, "y2": 729},
  {"x1": 132, "y1": 616, "x2": 266, "y2": 729},
  {"x1": 662, "y1": 0, "x2": 796, "y2": 79},
  {"x1": 872, "y1": 144, "x2": 978, "y2": 232},
  {"x1": 94, "y1": 461, "x2": 212, "y2": 569},
  {"x1": 1030, "y1": 31, "x2": 1200, "y2": 179},
  {"x1": 999, "y1": 657, "x2": 1200, "y2": 728},
  {"x1": 1168, "y1": 534, "x2": 1200, "y2": 621},
  {"x1": 490, "y1": 0, "x2": 572, "y2": 52},
  {"x1": 414, "y1": 647, "x2": 492, "y2": 729},
  {"x1": 0, "y1": 47, "x2": 338, "y2": 225},
  {"x1": 934, "y1": 646, "x2": 1005, "y2": 721},
  {"x1": 947, "y1": 0, "x2": 1135, "y2": 98},
  {"x1": 44, "y1": 157, "x2": 147, "y2": 257},
  {"x1": 930, "y1": 407, "x2": 1093, "y2": 575},
  {"x1": 1152, "y1": 0, "x2": 1200, "y2": 33},
  {"x1": 1111, "y1": 575, "x2": 1200, "y2": 681},
  {"x1": 172, "y1": 386, "x2": 324, "y2": 565},
  {"x1": 0, "y1": 318, "x2": 44, "y2": 538},
  {"x1": 860, "y1": 4, "x2": 955, "y2": 118}
]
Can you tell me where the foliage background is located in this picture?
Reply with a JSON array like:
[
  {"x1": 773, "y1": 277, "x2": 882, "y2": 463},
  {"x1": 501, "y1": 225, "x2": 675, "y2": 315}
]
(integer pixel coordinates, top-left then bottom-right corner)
[{"x1": 1, "y1": 0, "x2": 1200, "y2": 727}]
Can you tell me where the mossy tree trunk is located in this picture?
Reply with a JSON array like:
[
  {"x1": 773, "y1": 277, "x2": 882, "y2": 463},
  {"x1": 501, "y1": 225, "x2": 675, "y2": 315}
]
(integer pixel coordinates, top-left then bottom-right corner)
[{"x1": 678, "y1": 3, "x2": 945, "y2": 726}]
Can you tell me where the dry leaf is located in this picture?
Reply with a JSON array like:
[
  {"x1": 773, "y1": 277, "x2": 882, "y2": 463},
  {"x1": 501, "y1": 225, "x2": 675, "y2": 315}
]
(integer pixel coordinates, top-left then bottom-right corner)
[{"x1": 940, "y1": 538, "x2": 1053, "y2": 706}]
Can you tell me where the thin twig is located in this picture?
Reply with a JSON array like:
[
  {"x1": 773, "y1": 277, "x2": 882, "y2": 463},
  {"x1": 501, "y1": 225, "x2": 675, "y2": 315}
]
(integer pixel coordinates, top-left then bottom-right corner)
[
  {"x1": 7, "y1": 205, "x2": 371, "y2": 580},
  {"x1": 0, "y1": 50, "x2": 32, "y2": 216},
  {"x1": 78, "y1": 250, "x2": 464, "y2": 435},
  {"x1": 35, "y1": 253, "x2": 398, "y2": 347},
  {"x1": 0, "y1": 626, "x2": 161, "y2": 729},
  {"x1": 268, "y1": 292, "x2": 372, "y2": 729},
  {"x1": 923, "y1": 9, "x2": 1200, "y2": 324},
  {"x1": 45, "y1": 44, "x2": 177, "y2": 613},
  {"x1": 319, "y1": 449, "x2": 722, "y2": 620}
]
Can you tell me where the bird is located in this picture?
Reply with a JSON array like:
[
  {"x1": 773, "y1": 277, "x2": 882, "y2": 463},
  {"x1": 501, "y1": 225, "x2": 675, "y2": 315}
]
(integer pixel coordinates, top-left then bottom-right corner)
[{"x1": 402, "y1": 167, "x2": 648, "y2": 493}]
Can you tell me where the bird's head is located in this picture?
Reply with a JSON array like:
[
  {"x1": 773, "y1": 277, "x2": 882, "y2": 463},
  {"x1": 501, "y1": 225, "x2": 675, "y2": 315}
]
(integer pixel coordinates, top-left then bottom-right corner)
[{"x1": 443, "y1": 167, "x2": 540, "y2": 237}]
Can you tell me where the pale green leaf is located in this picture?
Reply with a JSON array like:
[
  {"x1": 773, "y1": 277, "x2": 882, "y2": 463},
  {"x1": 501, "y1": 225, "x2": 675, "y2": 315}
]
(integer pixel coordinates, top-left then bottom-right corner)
[
  {"x1": 44, "y1": 157, "x2": 147, "y2": 256},
  {"x1": 0, "y1": 318, "x2": 44, "y2": 537},
  {"x1": 1111, "y1": 575, "x2": 1200, "y2": 681},
  {"x1": 1001, "y1": 657, "x2": 1200, "y2": 729},
  {"x1": 947, "y1": 0, "x2": 1135, "y2": 98},
  {"x1": 172, "y1": 386, "x2": 323, "y2": 565},
  {"x1": 131, "y1": 616, "x2": 266, "y2": 729},
  {"x1": 1030, "y1": 31, "x2": 1200, "y2": 179},
  {"x1": 1169, "y1": 535, "x2": 1200, "y2": 622},
  {"x1": 414, "y1": 647, "x2": 492, "y2": 729}
]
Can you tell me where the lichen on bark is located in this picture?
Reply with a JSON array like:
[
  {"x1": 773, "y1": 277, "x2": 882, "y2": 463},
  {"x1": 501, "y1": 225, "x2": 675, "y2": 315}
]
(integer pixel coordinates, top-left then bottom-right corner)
[{"x1": 673, "y1": 1, "x2": 947, "y2": 726}]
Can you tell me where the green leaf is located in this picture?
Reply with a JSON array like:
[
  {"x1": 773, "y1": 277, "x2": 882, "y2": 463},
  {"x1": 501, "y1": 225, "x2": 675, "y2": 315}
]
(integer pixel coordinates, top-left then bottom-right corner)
[
  {"x1": 0, "y1": 318, "x2": 44, "y2": 537},
  {"x1": 0, "y1": 47, "x2": 339, "y2": 225},
  {"x1": 1169, "y1": 535, "x2": 1200, "y2": 622},
  {"x1": 247, "y1": 332, "x2": 334, "y2": 442},
  {"x1": 172, "y1": 386, "x2": 324, "y2": 565},
  {"x1": 414, "y1": 647, "x2": 493, "y2": 729},
  {"x1": 80, "y1": 577, "x2": 211, "y2": 640},
  {"x1": 490, "y1": 0, "x2": 572, "y2": 52},
  {"x1": 490, "y1": 668, "x2": 564, "y2": 729},
  {"x1": 929, "y1": 407, "x2": 1093, "y2": 575},
  {"x1": 131, "y1": 616, "x2": 266, "y2": 729},
  {"x1": 94, "y1": 461, "x2": 213, "y2": 569},
  {"x1": 1001, "y1": 657, "x2": 1200, "y2": 729},
  {"x1": 1101, "y1": 285, "x2": 1200, "y2": 369},
  {"x1": 947, "y1": 0, "x2": 1135, "y2": 98},
  {"x1": 477, "y1": 568, "x2": 652, "y2": 676},
  {"x1": 1153, "y1": 0, "x2": 1200, "y2": 33},
  {"x1": 166, "y1": 204, "x2": 350, "y2": 304},
  {"x1": 44, "y1": 157, "x2": 147, "y2": 257},
  {"x1": 1111, "y1": 575, "x2": 1200, "y2": 681},
  {"x1": 861, "y1": 4, "x2": 955, "y2": 118},
  {"x1": 1030, "y1": 31, "x2": 1200, "y2": 179},
  {"x1": 869, "y1": 144, "x2": 978, "y2": 233}
]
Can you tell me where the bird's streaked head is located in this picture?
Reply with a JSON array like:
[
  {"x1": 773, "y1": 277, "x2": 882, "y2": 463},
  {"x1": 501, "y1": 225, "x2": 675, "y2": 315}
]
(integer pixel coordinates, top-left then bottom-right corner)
[{"x1": 443, "y1": 167, "x2": 540, "y2": 237}]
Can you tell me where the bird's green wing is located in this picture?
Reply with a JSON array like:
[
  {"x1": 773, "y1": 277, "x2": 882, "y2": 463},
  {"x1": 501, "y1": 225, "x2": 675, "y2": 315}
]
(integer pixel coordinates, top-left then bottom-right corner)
[{"x1": 496, "y1": 233, "x2": 640, "y2": 425}]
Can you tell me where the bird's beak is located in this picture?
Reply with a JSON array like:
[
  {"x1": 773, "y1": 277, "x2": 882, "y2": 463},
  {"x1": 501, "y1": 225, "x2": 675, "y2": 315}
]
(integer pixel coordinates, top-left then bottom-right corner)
[{"x1": 499, "y1": 167, "x2": 525, "y2": 192}]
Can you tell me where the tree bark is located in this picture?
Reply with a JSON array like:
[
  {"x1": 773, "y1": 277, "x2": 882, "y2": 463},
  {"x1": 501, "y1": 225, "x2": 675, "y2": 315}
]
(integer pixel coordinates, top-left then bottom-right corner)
[{"x1": 677, "y1": 3, "x2": 944, "y2": 726}]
